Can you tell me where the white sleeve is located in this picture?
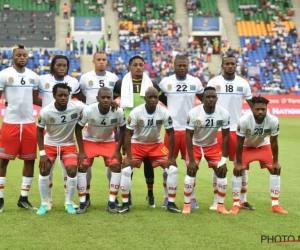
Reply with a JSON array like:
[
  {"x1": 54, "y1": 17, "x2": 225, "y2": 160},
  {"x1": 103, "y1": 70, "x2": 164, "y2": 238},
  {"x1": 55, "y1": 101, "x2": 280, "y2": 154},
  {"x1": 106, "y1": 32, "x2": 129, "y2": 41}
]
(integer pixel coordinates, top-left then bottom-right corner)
[
  {"x1": 222, "y1": 111, "x2": 230, "y2": 129},
  {"x1": 271, "y1": 117, "x2": 279, "y2": 136},
  {"x1": 77, "y1": 101, "x2": 86, "y2": 113},
  {"x1": 158, "y1": 77, "x2": 168, "y2": 92},
  {"x1": 33, "y1": 74, "x2": 39, "y2": 90},
  {"x1": 0, "y1": 71, "x2": 6, "y2": 91},
  {"x1": 126, "y1": 110, "x2": 137, "y2": 130},
  {"x1": 79, "y1": 75, "x2": 87, "y2": 92},
  {"x1": 207, "y1": 79, "x2": 215, "y2": 88},
  {"x1": 186, "y1": 110, "x2": 195, "y2": 130},
  {"x1": 236, "y1": 118, "x2": 246, "y2": 137},
  {"x1": 37, "y1": 109, "x2": 46, "y2": 128},
  {"x1": 78, "y1": 107, "x2": 88, "y2": 126},
  {"x1": 72, "y1": 79, "x2": 81, "y2": 95},
  {"x1": 195, "y1": 78, "x2": 204, "y2": 94},
  {"x1": 114, "y1": 74, "x2": 119, "y2": 82},
  {"x1": 118, "y1": 109, "x2": 126, "y2": 127},
  {"x1": 163, "y1": 110, "x2": 173, "y2": 129},
  {"x1": 243, "y1": 81, "x2": 252, "y2": 100}
]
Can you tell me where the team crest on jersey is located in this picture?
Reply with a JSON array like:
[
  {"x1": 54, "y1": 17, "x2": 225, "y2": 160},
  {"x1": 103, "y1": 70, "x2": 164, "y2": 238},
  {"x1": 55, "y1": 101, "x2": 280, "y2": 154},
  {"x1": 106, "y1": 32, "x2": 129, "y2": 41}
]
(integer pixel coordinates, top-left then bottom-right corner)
[
  {"x1": 89, "y1": 118, "x2": 95, "y2": 124},
  {"x1": 8, "y1": 77, "x2": 14, "y2": 84},
  {"x1": 246, "y1": 129, "x2": 251, "y2": 134},
  {"x1": 167, "y1": 84, "x2": 172, "y2": 91},
  {"x1": 88, "y1": 80, "x2": 93, "y2": 87},
  {"x1": 215, "y1": 85, "x2": 221, "y2": 92},
  {"x1": 237, "y1": 86, "x2": 243, "y2": 92},
  {"x1": 49, "y1": 117, "x2": 55, "y2": 123},
  {"x1": 190, "y1": 85, "x2": 196, "y2": 91},
  {"x1": 109, "y1": 81, "x2": 114, "y2": 87},
  {"x1": 29, "y1": 79, "x2": 35, "y2": 84},
  {"x1": 187, "y1": 116, "x2": 190, "y2": 125},
  {"x1": 138, "y1": 119, "x2": 144, "y2": 126},
  {"x1": 195, "y1": 120, "x2": 201, "y2": 126},
  {"x1": 45, "y1": 82, "x2": 50, "y2": 89},
  {"x1": 127, "y1": 116, "x2": 131, "y2": 125}
]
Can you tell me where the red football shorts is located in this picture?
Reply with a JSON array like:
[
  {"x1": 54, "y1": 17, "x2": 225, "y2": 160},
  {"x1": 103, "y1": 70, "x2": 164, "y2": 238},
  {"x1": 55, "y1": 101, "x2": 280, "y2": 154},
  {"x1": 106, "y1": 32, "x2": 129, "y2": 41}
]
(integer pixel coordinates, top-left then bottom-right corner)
[
  {"x1": 236, "y1": 145, "x2": 273, "y2": 170},
  {"x1": 82, "y1": 140, "x2": 119, "y2": 167},
  {"x1": 0, "y1": 122, "x2": 37, "y2": 160},
  {"x1": 164, "y1": 130, "x2": 186, "y2": 159},
  {"x1": 126, "y1": 143, "x2": 169, "y2": 168},
  {"x1": 217, "y1": 131, "x2": 236, "y2": 161},
  {"x1": 185, "y1": 144, "x2": 222, "y2": 168},
  {"x1": 44, "y1": 144, "x2": 78, "y2": 166}
]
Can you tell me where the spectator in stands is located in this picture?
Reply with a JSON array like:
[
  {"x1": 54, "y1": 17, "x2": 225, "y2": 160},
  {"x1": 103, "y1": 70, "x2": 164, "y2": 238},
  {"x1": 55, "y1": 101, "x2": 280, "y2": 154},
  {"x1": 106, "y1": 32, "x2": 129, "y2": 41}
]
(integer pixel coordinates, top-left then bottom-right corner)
[
  {"x1": 62, "y1": 3, "x2": 69, "y2": 19},
  {"x1": 107, "y1": 26, "x2": 112, "y2": 41},
  {"x1": 86, "y1": 41, "x2": 93, "y2": 55},
  {"x1": 3, "y1": 2, "x2": 10, "y2": 10},
  {"x1": 49, "y1": 0, "x2": 56, "y2": 11},
  {"x1": 98, "y1": 37, "x2": 105, "y2": 51},
  {"x1": 72, "y1": 38, "x2": 78, "y2": 51},
  {"x1": 72, "y1": 3, "x2": 77, "y2": 15},
  {"x1": 80, "y1": 39, "x2": 85, "y2": 54},
  {"x1": 65, "y1": 36, "x2": 72, "y2": 50}
]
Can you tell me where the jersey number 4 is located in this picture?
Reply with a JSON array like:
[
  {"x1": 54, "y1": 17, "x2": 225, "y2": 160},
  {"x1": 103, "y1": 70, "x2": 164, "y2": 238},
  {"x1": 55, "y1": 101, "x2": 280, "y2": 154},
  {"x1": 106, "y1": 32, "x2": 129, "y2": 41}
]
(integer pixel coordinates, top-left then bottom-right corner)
[
  {"x1": 176, "y1": 85, "x2": 187, "y2": 92},
  {"x1": 101, "y1": 118, "x2": 106, "y2": 125}
]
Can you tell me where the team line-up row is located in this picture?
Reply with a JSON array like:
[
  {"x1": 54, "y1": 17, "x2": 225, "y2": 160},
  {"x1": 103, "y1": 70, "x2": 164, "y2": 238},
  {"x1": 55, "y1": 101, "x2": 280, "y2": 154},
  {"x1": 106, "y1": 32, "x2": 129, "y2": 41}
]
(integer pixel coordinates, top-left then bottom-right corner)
[{"x1": 0, "y1": 45, "x2": 287, "y2": 215}]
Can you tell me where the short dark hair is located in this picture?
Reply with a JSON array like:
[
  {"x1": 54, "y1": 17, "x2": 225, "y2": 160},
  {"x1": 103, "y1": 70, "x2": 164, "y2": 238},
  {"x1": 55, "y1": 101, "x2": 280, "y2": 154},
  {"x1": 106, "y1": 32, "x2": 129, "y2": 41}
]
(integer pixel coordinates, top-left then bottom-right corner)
[
  {"x1": 93, "y1": 51, "x2": 107, "y2": 59},
  {"x1": 12, "y1": 44, "x2": 26, "y2": 54},
  {"x1": 251, "y1": 95, "x2": 270, "y2": 105},
  {"x1": 53, "y1": 83, "x2": 71, "y2": 95},
  {"x1": 129, "y1": 55, "x2": 144, "y2": 65},
  {"x1": 174, "y1": 55, "x2": 188, "y2": 64},
  {"x1": 221, "y1": 54, "x2": 237, "y2": 64},
  {"x1": 98, "y1": 86, "x2": 112, "y2": 95},
  {"x1": 50, "y1": 55, "x2": 70, "y2": 76},
  {"x1": 204, "y1": 86, "x2": 216, "y2": 92}
]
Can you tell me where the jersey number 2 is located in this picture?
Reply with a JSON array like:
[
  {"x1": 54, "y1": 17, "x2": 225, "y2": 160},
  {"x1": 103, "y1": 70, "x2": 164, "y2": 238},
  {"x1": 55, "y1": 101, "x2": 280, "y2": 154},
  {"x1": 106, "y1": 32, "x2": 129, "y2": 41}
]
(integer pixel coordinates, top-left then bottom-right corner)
[
  {"x1": 176, "y1": 85, "x2": 187, "y2": 92},
  {"x1": 61, "y1": 115, "x2": 66, "y2": 123}
]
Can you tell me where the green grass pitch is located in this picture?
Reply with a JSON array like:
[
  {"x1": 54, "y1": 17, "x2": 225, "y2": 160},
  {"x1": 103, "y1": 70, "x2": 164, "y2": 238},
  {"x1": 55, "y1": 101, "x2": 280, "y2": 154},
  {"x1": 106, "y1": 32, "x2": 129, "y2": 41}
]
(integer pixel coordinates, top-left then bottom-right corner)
[{"x1": 0, "y1": 118, "x2": 299, "y2": 250}]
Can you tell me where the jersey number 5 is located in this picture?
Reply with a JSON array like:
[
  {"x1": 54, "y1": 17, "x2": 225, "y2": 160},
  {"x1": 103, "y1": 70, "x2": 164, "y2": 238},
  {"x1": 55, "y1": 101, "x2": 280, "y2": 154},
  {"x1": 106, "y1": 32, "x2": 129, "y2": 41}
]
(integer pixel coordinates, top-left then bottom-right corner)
[
  {"x1": 99, "y1": 80, "x2": 104, "y2": 87},
  {"x1": 176, "y1": 85, "x2": 187, "y2": 92}
]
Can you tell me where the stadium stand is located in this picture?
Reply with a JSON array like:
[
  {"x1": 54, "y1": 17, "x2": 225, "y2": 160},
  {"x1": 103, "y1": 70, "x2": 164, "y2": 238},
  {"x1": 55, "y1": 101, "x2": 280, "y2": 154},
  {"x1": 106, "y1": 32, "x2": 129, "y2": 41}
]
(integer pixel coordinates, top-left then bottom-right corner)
[
  {"x1": 0, "y1": 49, "x2": 82, "y2": 80},
  {"x1": 0, "y1": 10, "x2": 56, "y2": 47},
  {"x1": 70, "y1": 0, "x2": 105, "y2": 17},
  {"x1": 228, "y1": 0, "x2": 300, "y2": 94},
  {"x1": 186, "y1": 0, "x2": 220, "y2": 17}
]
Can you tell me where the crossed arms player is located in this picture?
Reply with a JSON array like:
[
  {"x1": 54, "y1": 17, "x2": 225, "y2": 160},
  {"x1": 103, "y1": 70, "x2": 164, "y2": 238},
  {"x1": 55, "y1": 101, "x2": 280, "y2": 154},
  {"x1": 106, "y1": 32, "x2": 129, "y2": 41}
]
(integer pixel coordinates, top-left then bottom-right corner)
[
  {"x1": 75, "y1": 87, "x2": 126, "y2": 214},
  {"x1": 36, "y1": 83, "x2": 85, "y2": 215},
  {"x1": 230, "y1": 96, "x2": 288, "y2": 215},
  {"x1": 183, "y1": 87, "x2": 230, "y2": 214},
  {"x1": 118, "y1": 87, "x2": 181, "y2": 214}
]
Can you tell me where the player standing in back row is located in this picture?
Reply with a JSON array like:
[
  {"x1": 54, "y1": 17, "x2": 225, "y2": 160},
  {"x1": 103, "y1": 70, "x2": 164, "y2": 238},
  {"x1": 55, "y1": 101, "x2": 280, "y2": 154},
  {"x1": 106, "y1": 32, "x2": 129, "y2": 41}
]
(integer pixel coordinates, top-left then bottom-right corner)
[
  {"x1": 158, "y1": 55, "x2": 203, "y2": 209},
  {"x1": 79, "y1": 51, "x2": 119, "y2": 207},
  {"x1": 38, "y1": 55, "x2": 85, "y2": 210},
  {"x1": 0, "y1": 44, "x2": 40, "y2": 212},
  {"x1": 207, "y1": 55, "x2": 254, "y2": 211}
]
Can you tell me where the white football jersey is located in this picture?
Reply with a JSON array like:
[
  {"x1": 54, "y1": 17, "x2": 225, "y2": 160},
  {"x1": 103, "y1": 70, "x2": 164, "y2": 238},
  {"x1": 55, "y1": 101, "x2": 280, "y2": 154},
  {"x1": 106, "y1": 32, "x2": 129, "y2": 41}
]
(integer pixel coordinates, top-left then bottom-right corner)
[
  {"x1": 237, "y1": 112, "x2": 279, "y2": 148},
  {"x1": 187, "y1": 104, "x2": 230, "y2": 147},
  {"x1": 38, "y1": 74, "x2": 80, "y2": 107},
  {"x1": 159, "y1": 74, "x2": 203, "y2": 131},
  {"x1": 78, "y1": 103, "x2": 126, "y2": 142},
  {"x1": 79, "y1": 70, "x2": 119, "y2": 105},
  {"x1": 127, "y1": 104, "x2": 173, "y2": 144},
  {"x1": 0, "y1": 67, "x2": 39, "y2": 124},
  {"x1": 37, "y1": 101, "x2": 86, "y2": 146},
  {"x1": 207, "y1": 75, "x2": 252, "y2": 131}
]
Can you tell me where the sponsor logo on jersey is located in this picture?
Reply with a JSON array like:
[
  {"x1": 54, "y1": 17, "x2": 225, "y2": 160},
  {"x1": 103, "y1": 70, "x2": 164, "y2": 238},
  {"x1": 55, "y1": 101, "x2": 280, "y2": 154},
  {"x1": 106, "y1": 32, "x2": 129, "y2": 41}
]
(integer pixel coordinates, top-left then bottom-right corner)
[
  {"x1": 88, "y1": 80, "x2": 93, "y2": 87},
  {"x1": 216, "y1": 120, "x2": 223, "y2": 126},
  {"x1": 8, "y1": 77, "x2": 14, "y2": 84},
  {"x1": 50, "y1": 117, "x2": 55, "y2": 123},
  {"x1": 71, "y1": 113, "x2": 78, "y2": 119},
  {"x1": 167, "y1": 84, "x2": 172, "y2": 91},
  {"x1": 156, "y1": 120, "x2": 162, "y2": 125},
  {"x1": 89, "y1": 118, "x2": 95, "y2": 124},
  {"x1": 111, "y1": 118, "x2": 117, "y2": 124},
  {"x1": 190, "y1": 85, "x2": 196, "y2": 91},
  {"x1": 127, "y1": 116, "x2": 131, "y2": 125},
  {"x1": 195, "y1": 119, "x2": 201, "y2": 126},
  {"x1": 45, "y1": 82, "x2": 50, "y2": 89},
  {"x1": 215, "y1": 85, "x2": 221, "y2": 92},
  {"x1": 246, "y1": 129, "x2": 251, "y2": 134},
  {"x1": 109, "y1": 81, "x2": 114, "y2": 87},
  {"x1": 138, "y1": 119, "x2": 144, "y2": 126},
  {"x1": 237, "y1": 86, "x2": 243, "y2": 92}
]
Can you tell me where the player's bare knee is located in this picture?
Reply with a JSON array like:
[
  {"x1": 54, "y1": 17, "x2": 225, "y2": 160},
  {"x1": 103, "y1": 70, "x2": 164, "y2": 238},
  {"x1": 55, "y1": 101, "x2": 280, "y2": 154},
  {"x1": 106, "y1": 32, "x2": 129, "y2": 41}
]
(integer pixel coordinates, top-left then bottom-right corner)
[
  {"x1": 65, "y1": 166, "x2": 77, "y2": 178},
  {"x1": 78, "y1": 164, "x2": 89, "y2": 173},
  {"x1": 40, "y1": 169, "x2": 51, "y2": 176},
  {"x1": 110, "y1": 164, "x2": 121, "y2": 173},
  {"x1": 0, "y1": 159, "x2": 9, "y2": 168}
]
